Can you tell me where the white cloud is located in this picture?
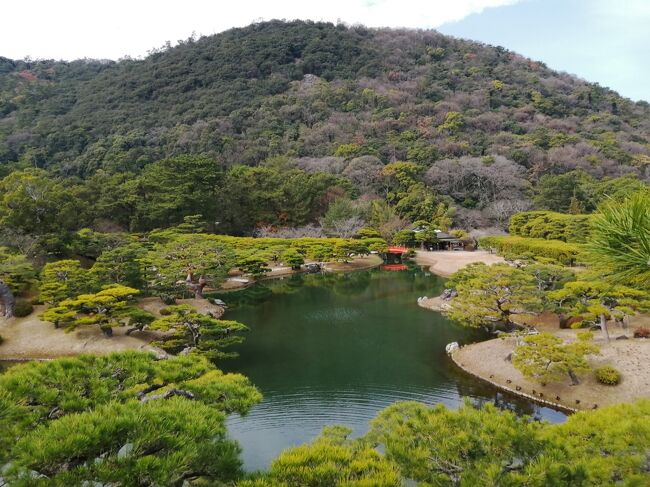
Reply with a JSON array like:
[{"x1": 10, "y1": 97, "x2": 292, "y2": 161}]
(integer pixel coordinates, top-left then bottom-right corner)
[{"x1": 2, "y1": 0, "x2": 521, "y2": 60}]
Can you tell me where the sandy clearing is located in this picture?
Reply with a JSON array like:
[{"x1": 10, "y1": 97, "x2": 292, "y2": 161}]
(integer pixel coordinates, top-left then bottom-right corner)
[
  {"x1": 0, "y1": 305, "x2": 164, "y2": 361},
  {"x1": 138, "y1": 297, "x2": 225, "y2": 318},
  {"x1": 451, "y1": 325, "x2": 650, "y2": 412},
  {"x1": 414, "y1": 250, "x2": 504, "y2": 277},
  {"x1": 0, "y1": 297, "x2": 226, "y2": 361}
]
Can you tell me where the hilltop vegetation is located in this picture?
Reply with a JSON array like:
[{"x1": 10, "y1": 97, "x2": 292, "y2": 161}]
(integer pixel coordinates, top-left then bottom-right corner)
[
  {"x1": 2, "y1": 20, "x2": 650, "y2": 176},
  {"x1": 0, "y1": 20, "x2": 649, "y2": 242}
]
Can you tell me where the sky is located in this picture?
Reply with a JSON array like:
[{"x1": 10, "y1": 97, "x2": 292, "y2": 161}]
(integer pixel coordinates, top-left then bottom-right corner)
[
  {"x1": 439, "y1": 0, "x2": 650, "y2": 102},
  {"x1": 1, "y1": 0, "x2": 648, "y2": 101}
]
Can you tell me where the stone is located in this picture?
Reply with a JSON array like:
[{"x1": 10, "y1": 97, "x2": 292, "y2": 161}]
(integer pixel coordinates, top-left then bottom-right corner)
[
  {"x1": 445, "y1": 342, "x2": 460, "y2": 355},
  {"x1": 117, "y1": 443, "x2": 134, "y2": 459}
]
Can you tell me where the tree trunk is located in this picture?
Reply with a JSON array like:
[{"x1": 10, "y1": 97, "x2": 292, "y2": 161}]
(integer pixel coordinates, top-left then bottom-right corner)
[
  {"x1": 0, "y1": 280, "x2": 15, "y2": 319},
  {"x1": 186, "y1": 273, "x2": 206, "y2": 299},
  {"x1": 568, "y1": 369, "x2": 580, "y2": 385},
  {"x1": 599, "y1": 314, "x2": 610, "y2": 343}
]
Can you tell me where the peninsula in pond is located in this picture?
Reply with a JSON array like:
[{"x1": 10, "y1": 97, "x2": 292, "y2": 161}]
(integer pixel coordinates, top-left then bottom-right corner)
[{"x1": 1, "y1": 14, "x2": 649, "y2": 487}]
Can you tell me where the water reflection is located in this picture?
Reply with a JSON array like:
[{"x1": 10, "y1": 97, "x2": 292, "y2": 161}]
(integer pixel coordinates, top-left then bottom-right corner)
[{"x1": 218, "y1": 267, "x2": 567, "y2": 471}]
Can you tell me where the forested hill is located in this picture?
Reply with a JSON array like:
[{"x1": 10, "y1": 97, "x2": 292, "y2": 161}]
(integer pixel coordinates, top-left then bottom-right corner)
[
  {"x1": 1, "y1": 20, "x2": 649, "y2": 178},
  {"x1": 0, "y1": 20, "x2": 649, "y2": 240}
]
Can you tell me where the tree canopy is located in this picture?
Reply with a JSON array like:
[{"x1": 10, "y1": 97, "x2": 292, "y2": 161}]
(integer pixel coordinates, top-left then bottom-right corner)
[
  {"x1": 149, "y1": 304, "x2": 248, "y2": 358},
  {"x1": 586, "y1": 191, "x2": 650, "y2": 290},
  {"x1": 0, "y1": 352, "x2": 262, "y2": 484},
  {"x1": 41, "y1": 284, "x2": 144, "y2": 336},
  {"x1": 513, "y1": 332, "x2": 599, "y2": 385},
  {"x1": 446, "y1": 263, "x2": 544, "y2": 329}
]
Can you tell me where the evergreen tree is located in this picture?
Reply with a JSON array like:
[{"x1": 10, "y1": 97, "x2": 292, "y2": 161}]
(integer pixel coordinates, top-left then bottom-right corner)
[
  {"x1": 513, "y1": 332, "x2": 599, "y2": 385},
  {"x1": 446, "y1": 263, "x2": 544, "y2": 329}
]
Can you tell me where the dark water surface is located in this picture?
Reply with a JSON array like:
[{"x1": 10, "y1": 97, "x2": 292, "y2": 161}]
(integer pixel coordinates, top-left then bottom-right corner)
[{"x1": 215, "y1": 267, "x2": 567, "y2": 471}]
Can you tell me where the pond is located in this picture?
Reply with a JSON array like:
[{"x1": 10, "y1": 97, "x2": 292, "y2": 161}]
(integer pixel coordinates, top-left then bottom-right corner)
[{"x1": 216, "y1": 266, "x2": 567, "y2": 472}]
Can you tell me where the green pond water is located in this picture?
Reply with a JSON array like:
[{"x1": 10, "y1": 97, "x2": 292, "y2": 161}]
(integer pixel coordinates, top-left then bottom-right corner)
[{"x1": 216, "y1": 266, "x2": 567, "y2": 471}]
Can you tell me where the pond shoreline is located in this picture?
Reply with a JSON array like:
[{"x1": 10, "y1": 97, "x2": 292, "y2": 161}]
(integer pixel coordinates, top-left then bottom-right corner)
[
  {"x1": 219, "y1": 254, "x2": 384, "y2": 291},
  {"x1": 413, "y1": 250, "x2": 650, "y2": 412},
  {"x1": 446, "y1": 330, "x2": 650, "y2": 412},
  {"x1": 0, "y1": 256, "x2": 384, "y2": 361},
  {"x1": 449, "y1": 345, "x2": 577, "y2": 413}
]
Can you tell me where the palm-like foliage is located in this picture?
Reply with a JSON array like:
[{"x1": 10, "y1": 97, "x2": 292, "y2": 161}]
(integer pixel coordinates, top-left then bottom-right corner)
[{"x1": 587, "y1": 192, "x2": 650, "y2": 290}]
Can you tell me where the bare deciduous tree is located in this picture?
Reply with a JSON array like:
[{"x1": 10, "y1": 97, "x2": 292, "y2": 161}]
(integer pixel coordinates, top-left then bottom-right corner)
[
  {"x1": 486, "y1": 199, "x2": 533, "y2": 229},
  {"x1": 425, "y1": 155, "x2": 529, "y2": 208},
  {"x1": 255, "y1": 224, "x2": 325, "y2": 238}
]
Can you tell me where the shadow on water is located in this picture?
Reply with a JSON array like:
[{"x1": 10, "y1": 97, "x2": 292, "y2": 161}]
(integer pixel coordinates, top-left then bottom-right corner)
[{"x1": 210, "y1": 266, "x2": 568, "y2": 471}]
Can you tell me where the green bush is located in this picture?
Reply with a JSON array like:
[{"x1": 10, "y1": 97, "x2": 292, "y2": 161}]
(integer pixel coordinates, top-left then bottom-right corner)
[
  {"x1": 595, "y1": 366, "x2": 621, "y2": 385},
  {"x1": 480, "y1": 236, "x2": 584, "y2": 265},
  {"x1": 12, "y1": 300, "x2": 34, "y2": 318}
]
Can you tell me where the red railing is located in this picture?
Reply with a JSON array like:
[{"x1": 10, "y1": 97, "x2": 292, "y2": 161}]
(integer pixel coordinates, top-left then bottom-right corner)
[{"x1": 387, "y1": 246, "x2": 408, "y2": 254}]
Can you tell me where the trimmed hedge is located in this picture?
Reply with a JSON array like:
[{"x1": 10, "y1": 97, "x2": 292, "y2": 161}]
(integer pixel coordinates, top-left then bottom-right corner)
[
  {"x1": 211, "y1": 235, "x2": 388, "y2": 261},
  {"x1": 509, "y1": 211, "x2": 594, "y2": 243},
  {"x1": 479, "y1": 235, "x2": 584, "y2": 265}
]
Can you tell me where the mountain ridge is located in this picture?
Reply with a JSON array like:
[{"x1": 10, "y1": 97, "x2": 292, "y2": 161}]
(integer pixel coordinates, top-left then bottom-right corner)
[{"x1": 0, "y1": 19, "x2": 648, "y2": 180}]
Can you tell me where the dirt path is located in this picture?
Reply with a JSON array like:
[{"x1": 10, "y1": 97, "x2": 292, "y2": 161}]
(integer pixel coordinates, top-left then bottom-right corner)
[
  {"x1": 414, "y1": 250, "x2": 504, "y2": 277},
  {"x1": 322, "y1": 254, "x2": 384, "y2": 272}
]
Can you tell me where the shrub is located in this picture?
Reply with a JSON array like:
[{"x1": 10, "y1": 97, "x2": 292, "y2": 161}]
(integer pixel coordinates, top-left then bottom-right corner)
[
  {"x1": 159, "y1": 307, "x2": 172, "y2": 316},
  {"x1": 576, "y1": 331, "x2": 594, "y2": 341},
  {"x1": 633, "y1": 327, "x2": 650, "y2": 338},
  {"x1": 595, "y1": 366, "x2": 621, "y2": 385},
  {"x1": 12, "y1": 300, "x2": 34, "y2": 318}
]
